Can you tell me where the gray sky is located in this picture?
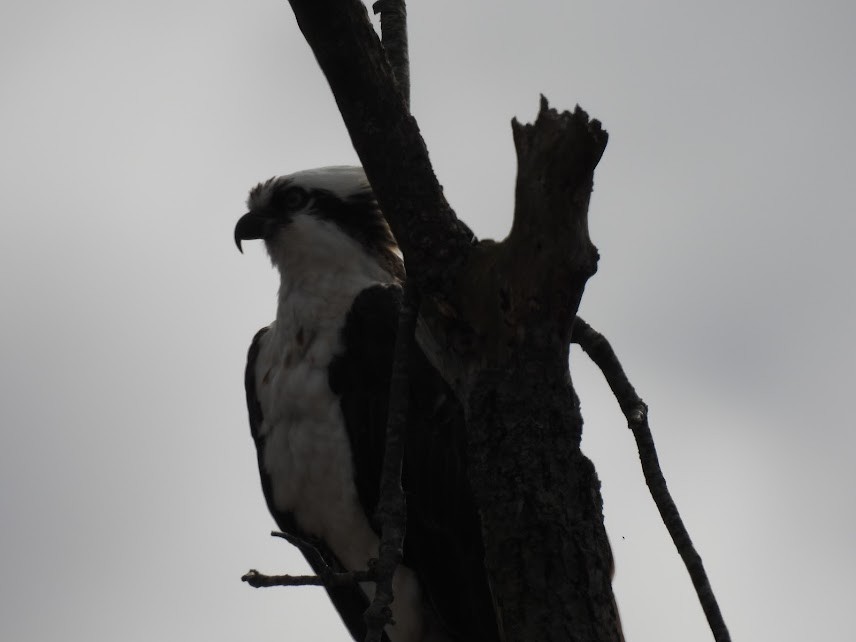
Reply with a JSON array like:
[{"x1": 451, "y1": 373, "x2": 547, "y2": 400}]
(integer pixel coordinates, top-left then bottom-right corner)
[{"x1": 2, "y1": 1, "x2": 854, "y2": 640}]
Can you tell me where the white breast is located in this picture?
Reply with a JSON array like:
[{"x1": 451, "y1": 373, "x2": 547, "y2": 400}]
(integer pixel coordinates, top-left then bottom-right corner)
[
  {"x1": 252, "y1": 263, "x2": 373, "y2": 549},
  {"x1": 252, "y1": 215, "x2": 442, "y2": 641}
]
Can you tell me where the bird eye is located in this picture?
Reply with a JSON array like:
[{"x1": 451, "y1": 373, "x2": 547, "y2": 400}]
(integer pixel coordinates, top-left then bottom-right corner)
[{"x1": 276, "y1": 187, "x2": 308, "y2": 212}]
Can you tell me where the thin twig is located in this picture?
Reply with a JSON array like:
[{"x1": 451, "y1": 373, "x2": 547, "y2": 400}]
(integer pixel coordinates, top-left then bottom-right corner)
[
  {"x1": 364, "y1": 283, "x2": 419, "y2": 642},
  {"x1": 571, "y1": 316, "x2": 731, "y2": 642},
  {"x1": 242, "y1": 568, "x2": 374, "y2": 588},
  {"x1": 362, "y1": 4, "x2": 413, "y2": 641},
  {"x1": 372, "y1": 0, "x2": 410, "y2": 108},
  {"x1": 271, "y1": 529, "x2": 321, "y2": 549},
  {"x1": 270, "y1": 530, "x2": 339, "y2": 583},
  {"x1": 242, "y1": 531, "x2": 377, "y2": 590}
]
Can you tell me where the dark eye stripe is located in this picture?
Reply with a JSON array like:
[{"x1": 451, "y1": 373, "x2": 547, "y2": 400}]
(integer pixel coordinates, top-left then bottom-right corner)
[
  {"x1": 309, "y1": 190, "x2": 404, "y2": 280},
  {"x1": 271, "y1": 186, "x2": 309, "y2": 212}
]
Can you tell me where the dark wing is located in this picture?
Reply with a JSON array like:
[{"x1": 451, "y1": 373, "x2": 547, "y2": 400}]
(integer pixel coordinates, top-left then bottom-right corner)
[
  {"x1": 330, "y1": 285, "x2": 502, "y2": 642},
  {"x1": 245, "y1": 327, "x2": 387, "y2": 642},
  {"x1": 328, "y1": 287, "x2": 397, "y2": 517}
]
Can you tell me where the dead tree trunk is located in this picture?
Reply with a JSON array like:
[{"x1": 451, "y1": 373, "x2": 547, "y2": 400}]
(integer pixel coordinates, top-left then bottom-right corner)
[
  {"x1": 451, "y1": 104, "x2": 619, "y2": 641},
  {"x1": 286, "y1": 1, "x2": 622, "y2": 639}
]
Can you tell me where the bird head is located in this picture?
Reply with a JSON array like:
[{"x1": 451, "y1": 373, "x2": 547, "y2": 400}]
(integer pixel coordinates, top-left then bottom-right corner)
[{"x1": 235, "y1": 166, "x2": 404, "y2": 282}]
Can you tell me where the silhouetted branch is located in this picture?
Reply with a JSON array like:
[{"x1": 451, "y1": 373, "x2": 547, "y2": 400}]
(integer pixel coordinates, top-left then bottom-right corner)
[
  {"x1": 364, "y1": 283, "x2": 419, "y2": 642},
  {"x1": 242, "y1": 531, "x2": 377, "y2": 590},
  {"x1": 286, "y1": 0, "x2": 474, "y2": 294},
  {"x1": 361, "y1": 6, "x2": 414, "y2": 641},
  {"x1": 571, "y1": 316, "x2": 731, "y2": 642},
  {"x1": 242, "y1": 568, "x2": 374, "y2": 588},
  {"x1": 269, "y1": 529, "x2": 341, "y2": 581}
]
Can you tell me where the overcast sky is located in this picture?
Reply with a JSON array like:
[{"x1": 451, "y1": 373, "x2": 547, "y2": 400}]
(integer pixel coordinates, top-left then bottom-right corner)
[{"x1": 2, "y1": 1, "x2": 854, "y2": 640}]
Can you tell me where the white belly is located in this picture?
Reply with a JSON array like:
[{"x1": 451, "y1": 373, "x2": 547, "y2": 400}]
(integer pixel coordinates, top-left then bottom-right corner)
[{"x1": 253, "y1": 318, "x2": 439, "y2": 642}]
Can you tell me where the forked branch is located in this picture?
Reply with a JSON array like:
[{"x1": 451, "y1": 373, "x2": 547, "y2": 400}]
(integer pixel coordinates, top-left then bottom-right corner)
[{"x1": 242, "y1": 531, "x2": 375, "y2": 589}]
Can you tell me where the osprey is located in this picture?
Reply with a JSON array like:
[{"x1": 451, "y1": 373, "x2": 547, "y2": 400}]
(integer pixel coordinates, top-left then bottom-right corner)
[{"x1": 235, "y1": 167, "x2": 500, "y2": 642}]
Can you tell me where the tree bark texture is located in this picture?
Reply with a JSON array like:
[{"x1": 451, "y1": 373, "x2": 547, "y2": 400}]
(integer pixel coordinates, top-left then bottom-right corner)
[
  {"x1": 286, "y1": 1, "x2": 621, "y2": 639},
  {"x1": 288, "y1": 0, "x2": 474, "y2": 295},
  {"x1": 451, "y1": 102, "x2": 620, "y2": 641}
]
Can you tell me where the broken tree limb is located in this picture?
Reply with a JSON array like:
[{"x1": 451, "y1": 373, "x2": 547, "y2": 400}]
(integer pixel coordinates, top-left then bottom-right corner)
[
  {"x1": 453, "y1": 99, "x2": 606, "y2": 367},
  {"x1": 451, "y1": 101, "x2": 621, "y2": 642}
]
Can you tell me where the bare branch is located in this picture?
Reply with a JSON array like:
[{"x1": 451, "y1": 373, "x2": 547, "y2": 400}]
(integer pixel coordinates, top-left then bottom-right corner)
[
  {"x1": 571, "y1": 316, "x2": 731, "y2": 642},
  {"x1": 269, "y1": 530, "x2": 341, "y2": 583},
  {"x1": 242, "y1": 568, "x2": 374, "y2": 589},
  {"x1": 271, "y1": 529, "x2": 321, "y2": 549},
  {"x1": 361, "y1": 6, "x2": 413, "y2": 639},
  {"x1": 243, "y1": 533, "x2": 377, "y2": 590},
  {"x1": 364, "y1": 284, "x2": 419, "y2": 642},
  {"x1": 286, "y1": 0, "x2": 473, "y2": 293}
]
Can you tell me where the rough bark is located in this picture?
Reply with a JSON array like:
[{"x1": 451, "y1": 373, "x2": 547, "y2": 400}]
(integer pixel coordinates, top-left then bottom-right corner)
[
  {"x1": 285, "y1": 1, "x2": 621, "y2": 639},
  {"x1": 454, "y1": 102, "x2": 620, "y2": 641},
  {"x1": 288, "y1": 0, "x2": 474, "y2": 296}
]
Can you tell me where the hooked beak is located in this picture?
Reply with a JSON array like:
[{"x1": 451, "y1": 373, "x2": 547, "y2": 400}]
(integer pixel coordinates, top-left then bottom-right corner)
[{"x1": 234, "y1": 211, "x2": 271, "y2": 253}]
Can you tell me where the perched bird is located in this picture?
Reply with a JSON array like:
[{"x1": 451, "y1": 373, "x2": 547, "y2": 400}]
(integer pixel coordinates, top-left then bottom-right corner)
[{"x1": 235, "y1": 166, "x2": 500, "y2": 642}]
